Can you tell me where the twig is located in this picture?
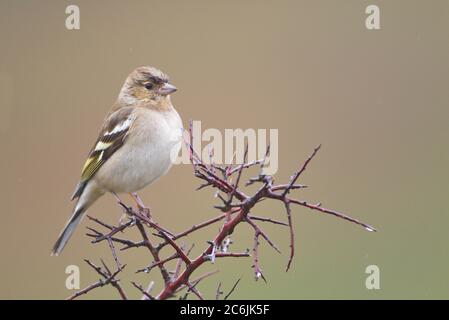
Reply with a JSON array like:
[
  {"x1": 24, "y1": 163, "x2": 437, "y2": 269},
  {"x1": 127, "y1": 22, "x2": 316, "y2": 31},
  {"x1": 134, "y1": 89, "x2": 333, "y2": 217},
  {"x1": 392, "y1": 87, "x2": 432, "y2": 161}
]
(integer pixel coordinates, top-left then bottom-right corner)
[
  {"x1": 281, "y1": 144, "x2": 321, "y2": 197},
  {"x1": 135, "y1": 221, "x2": 171, "y2": 285},
  {"x1": 216, "y1": 282, "x2": 223, "y2": 300},
  {"x1": 156, "y1": 232, "x2": 192, "y2": 265},
  {"x1": 224, "y1": 278, "x2": 242, "y2": 300},
  {"x1": 246, "y1": 217, "x2": 281, "y2": 254},
  {"x1": 185, "y1": 282, "x2": 204, "y2": 300},
  {"x1": 248, "y1": 215, "x2": 288, "y2": 226},
  {"x1": 251, "y1": 231, "x2": 266, "y2": 282},
  {"x1": 67, "y1": 260, "x2": 125, "y2": 300},
  {"x1": 100, "y1": 259, "x2": 127, "y2": 300},
  {"x1": 288, "y1": 199, "x2": 376, "y2": 232},
  {"x1": 131, "y1": 281, "x2": 154, "y2": 300}
]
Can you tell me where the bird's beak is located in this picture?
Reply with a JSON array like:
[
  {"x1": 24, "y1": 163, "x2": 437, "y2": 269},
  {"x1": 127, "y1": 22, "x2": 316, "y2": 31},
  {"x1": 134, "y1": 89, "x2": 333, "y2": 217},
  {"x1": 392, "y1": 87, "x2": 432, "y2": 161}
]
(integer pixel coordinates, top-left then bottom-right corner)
[{"x1": 159, "y1": 83, "x2": 177, "y2": 96}]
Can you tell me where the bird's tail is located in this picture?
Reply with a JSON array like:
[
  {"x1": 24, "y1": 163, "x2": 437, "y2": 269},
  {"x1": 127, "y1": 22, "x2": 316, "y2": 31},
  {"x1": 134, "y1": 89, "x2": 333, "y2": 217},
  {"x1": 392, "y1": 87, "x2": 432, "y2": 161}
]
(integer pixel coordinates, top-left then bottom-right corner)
[
  {"x1": 51, "y1": 202, "x2": 86, "y2": 256},
  {"x1": 52, "y1": 182, "x2": 103, "y2": 256}
]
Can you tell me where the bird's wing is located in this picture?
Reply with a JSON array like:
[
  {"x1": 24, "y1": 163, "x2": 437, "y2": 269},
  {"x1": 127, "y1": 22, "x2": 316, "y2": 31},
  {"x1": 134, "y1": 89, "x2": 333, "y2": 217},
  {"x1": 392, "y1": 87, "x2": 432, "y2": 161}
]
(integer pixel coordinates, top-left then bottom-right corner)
[{"x1": 71, "y1": 107, "x2": 135, "y2": 200}]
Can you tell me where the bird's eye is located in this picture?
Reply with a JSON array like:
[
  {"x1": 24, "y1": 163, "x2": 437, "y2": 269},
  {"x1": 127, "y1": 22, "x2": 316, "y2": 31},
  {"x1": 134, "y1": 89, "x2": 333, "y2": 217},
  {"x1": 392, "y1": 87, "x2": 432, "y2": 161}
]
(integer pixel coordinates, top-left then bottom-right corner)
[{"x1": 144, "y1": 83, "x2": 154, "y2": 90}]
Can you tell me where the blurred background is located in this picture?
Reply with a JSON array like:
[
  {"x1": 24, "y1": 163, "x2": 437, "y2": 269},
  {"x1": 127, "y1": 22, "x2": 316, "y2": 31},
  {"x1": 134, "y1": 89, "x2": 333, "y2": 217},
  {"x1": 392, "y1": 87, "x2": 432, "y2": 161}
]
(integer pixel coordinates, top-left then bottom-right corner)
[{"x1": 0, "y1": 0, "x2": 448, "y2": 299}]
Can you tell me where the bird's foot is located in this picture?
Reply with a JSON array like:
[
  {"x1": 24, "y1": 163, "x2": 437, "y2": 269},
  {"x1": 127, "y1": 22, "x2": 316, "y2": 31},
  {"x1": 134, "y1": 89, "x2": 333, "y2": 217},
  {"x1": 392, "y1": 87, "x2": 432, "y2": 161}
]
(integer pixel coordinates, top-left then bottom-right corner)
[
  {"x1": 118, "y1": 213, "x2": 129, "y2": 226},
  {"x1": 130, "y1": 192, "x2": 152, "y2": 219},
  {"x1": 117, "y1": 211, "x2": 137, "y2": 226},
  {"x1": 139, "y1": 206, "x2": 152, "y2": 219}
]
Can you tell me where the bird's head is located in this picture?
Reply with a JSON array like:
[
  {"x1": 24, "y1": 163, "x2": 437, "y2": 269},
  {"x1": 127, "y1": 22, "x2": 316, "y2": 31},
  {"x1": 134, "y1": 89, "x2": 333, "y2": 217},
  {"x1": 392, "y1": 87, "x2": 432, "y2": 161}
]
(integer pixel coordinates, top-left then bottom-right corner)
[{"x1": 117, "y1": 66, "x2": 177, "y2": 108}]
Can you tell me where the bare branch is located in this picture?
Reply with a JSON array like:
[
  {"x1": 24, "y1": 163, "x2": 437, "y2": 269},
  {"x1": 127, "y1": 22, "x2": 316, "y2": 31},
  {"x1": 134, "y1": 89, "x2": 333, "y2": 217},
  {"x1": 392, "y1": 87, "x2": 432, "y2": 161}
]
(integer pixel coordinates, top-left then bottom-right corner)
[
  {"x1": 281, "y1": 144, "x2": 321, "y2": 197},
  {"x1": 67, "y1": 261, "x2": 126, "y2": 300},
  {"x1": 224, "y1": 278, "x2": 242, "y2": 300},
  {"x1": 131, "y1": 281, "x2": 154, "y2": 300},
  {"x1": 74, "y1": 122, "x2": 375, "y2": 300}
]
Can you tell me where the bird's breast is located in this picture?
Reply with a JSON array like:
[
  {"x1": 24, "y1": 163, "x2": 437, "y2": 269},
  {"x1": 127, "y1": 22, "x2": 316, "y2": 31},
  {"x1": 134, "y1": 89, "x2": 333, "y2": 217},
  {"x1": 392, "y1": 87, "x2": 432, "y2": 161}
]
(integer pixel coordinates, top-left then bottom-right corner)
[{"x1": 95, "y1": 108, "x2": 183, "y2": 193}]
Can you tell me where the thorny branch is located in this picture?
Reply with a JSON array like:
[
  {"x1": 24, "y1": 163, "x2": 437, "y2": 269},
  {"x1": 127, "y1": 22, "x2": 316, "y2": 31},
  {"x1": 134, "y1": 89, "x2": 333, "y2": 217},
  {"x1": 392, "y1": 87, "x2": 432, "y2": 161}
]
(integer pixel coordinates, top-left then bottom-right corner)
[{"x1": 68, "y1": 120, "x2": 376, "y2": 300}]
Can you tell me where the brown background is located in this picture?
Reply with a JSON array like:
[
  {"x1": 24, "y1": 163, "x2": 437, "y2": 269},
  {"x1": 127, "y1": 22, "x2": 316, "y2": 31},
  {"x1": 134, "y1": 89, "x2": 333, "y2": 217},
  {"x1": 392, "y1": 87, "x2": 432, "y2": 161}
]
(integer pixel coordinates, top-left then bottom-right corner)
[{"x1": 0, "y1": 0, "x2": 448, "y2": 299}]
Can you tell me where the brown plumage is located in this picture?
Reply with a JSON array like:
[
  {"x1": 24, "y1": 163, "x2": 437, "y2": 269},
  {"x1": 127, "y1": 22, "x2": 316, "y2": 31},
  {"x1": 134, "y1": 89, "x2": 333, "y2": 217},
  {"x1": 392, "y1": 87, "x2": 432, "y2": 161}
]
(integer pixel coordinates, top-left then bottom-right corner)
[{"x1": 52, "y1": 66, "x2": 182, "y2": 255}]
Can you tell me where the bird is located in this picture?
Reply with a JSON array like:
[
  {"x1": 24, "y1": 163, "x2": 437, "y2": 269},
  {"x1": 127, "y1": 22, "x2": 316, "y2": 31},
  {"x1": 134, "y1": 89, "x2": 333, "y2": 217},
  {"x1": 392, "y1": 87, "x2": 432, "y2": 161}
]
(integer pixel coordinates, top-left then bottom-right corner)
[{"x1": 52, "y1": 66, "x2": 183, "y2": 255}]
